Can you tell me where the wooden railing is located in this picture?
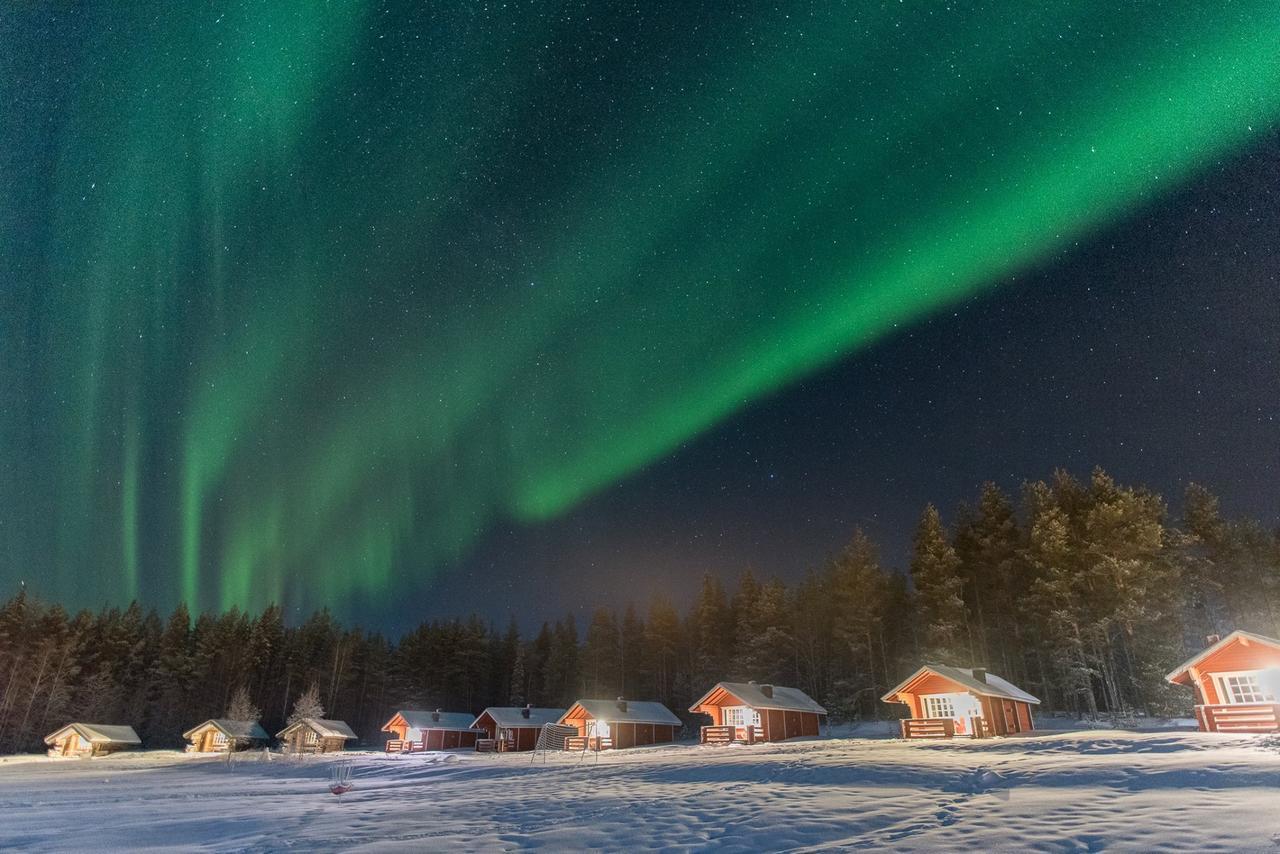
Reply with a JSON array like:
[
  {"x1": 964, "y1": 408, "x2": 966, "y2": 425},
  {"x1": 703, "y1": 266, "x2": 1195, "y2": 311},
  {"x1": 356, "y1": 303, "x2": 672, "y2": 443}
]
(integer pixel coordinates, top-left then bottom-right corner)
[
  {"x1": 385, "y1": 739, "x2": 425, "y2": 753},
  {"x1": 900, "y1": 718, "x2": 955, "y2": 739},
  {"x1": 700, "y1": 725, "x2": 758, "y2": 745},
  {"x1": 565, "y1": 736, "x2": 613, "y2": 751},
  {"x1": 1197, "y1": 703, "x2": 1280, "y2": 733}
]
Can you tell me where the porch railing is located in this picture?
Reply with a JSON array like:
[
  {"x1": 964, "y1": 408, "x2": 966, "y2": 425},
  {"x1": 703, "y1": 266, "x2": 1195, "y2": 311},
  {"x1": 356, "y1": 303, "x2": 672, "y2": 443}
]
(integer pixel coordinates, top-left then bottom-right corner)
[
  {"x1": 900, "y1": 717, "x2": 989, "y2": 739},
  {"x1": 700, "y1": 725, "x2": 757, "y2": 745},
  {"x1": 1197, "y1": 703, "x2": 1280, "y2": 733}
]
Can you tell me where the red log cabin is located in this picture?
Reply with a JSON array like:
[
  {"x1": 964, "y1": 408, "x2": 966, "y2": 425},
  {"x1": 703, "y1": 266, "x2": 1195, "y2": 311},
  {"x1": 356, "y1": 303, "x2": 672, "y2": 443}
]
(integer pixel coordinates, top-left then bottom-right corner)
[
  {"x1": 1166, "y1": 630, "x2": 1280, "y2": 733},
  {"x1": 558, "y1": 699, "x2": 682, "y2": 750},
  {"x1": 689, "y1": 681, "x2": 826, "y2": 745},
  {"x1": 882, "y1": 665, "x2": 1039, "y2": 739},
  {"x1": 382, "y1": 710, "x2": 484, "y2": 752},
  {"x1": 472, "y1": 706, "x2": 567, "y2": 752}
]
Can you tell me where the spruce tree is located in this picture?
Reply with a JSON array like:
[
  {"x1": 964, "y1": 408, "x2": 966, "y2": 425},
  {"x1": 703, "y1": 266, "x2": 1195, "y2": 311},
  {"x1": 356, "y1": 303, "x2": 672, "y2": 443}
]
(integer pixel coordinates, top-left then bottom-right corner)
[{"x1": 910, "y1": 505, "x2": 968, "y2": 664}]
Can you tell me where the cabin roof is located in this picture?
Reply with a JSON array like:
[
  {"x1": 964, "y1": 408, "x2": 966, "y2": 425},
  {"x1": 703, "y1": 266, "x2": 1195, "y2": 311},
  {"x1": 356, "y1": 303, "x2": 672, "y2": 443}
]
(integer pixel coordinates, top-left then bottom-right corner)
[
  {"x1": 277, "y1": 718, "x2": 357, "y2": 740},
  {"x1": 385, "y1": 710, "x2": 483, "y2": 733},
  {"x1": 182, "y1": 719, "x2": 270, "y2": 741},
  {"x1": 44, "y1": 723, "x2": 141, "y2": 745},
  {"x1": 561, "y1": 699, "x2": 682, "y2": 727},
  {"x1": 1165, "y1": 630, "x2": 1280, "y2": 684},
  {"x1": 689, "y1": 682, "x2": 827, "y2": 715},
  {"x1": 473, "y1": 707, "x2": 567, "y2": 729},
  {"x1": 881, "y1": 665, "x2": 1040, "y2": 705}
]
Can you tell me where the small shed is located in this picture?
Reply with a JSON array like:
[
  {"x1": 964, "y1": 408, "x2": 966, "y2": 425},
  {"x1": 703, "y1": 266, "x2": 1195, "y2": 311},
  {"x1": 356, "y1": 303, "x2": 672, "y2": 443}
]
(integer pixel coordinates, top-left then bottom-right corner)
[
  {"x1": 558, "y1": 698, "x2": 681, "y2": 750},
  {"x1": 472, "y1": 705, "x2": 567, "y2": 752},
  {"x1": 689, "y1": 681, "x2": 827, "y2": 744},
  {"x1": 276, "y1": 718, "x2": 357, "y2": 754},
  {"x1": 381, "y1": 709, "x2": 484, "y2": 752},
  {"x1": 882, "y1": 665, "x2": 1039, "y2": 739},
  {"x1": 183, "y1": 719, "x2": 270, "y2": 753},
  {"x1": 1166, "y1": 630, "x2": 1280, "y2": 732},
  {"x1": 44, "y1": 723, "x2": 141, "y2": 758}
]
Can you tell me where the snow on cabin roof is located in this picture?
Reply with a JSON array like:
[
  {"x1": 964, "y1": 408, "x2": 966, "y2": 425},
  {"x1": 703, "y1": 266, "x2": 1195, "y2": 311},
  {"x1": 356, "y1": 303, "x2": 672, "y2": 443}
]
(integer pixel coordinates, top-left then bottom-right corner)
[
  {"x1": 182, "y1": 719, "x2": 270, "y2": 741},
  {"x1": 562, "y1": 699, "x2": 682, "y2": 727},
  {"x1": 392, "y1": 710, "x2": 484, "y2": 733},
  {"x1": 1165, "y1": 630, "x2": 1280, "y2": 684},
  {"x1": 45, "y1": 723, "x2": 141, "y2": 745},
  {"x1": 277, "y1": 718, "x2": 357, "y2": 740},
  {"x1": 474, "y1": 707, "x2": 567, "y2": 729},
  {"x1": 690, "y1": 682, "x2": 827, "y2": 715},
  {"x1": 881, "y1": 665, "x2": 1040, "y2": 705}
]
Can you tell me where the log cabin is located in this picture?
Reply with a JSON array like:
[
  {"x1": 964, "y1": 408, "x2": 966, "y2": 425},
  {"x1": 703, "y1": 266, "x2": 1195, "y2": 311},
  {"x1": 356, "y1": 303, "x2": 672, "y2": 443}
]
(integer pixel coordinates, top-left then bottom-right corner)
[
  {"x1": 689, "y1": 681, "x2": 827, "y2": 745},
  {"x1": 381, "y1": 709, "x2": 484, "y2": 752},
  {"x1": 44, "y1": 723, "x2": 141, "y2": 758},
  {"x1": 471, "y1": 706, "x2": 567, "y2": 752},
  {"x1": 882, "y1": 665, "x2": 1039, "y2": 739},
  {"x1": 183, "y1": 719, "x2": 270, "y2": 753},
  {"x1": 558, "y1": 698, "x2": 682, "y2": 750},
  {"x1": 276, "y1": 718, "x2": 357, "y2": 753},
  {"x1": 1166, "y1": 630, "x2": 1280, "y2": 733}
]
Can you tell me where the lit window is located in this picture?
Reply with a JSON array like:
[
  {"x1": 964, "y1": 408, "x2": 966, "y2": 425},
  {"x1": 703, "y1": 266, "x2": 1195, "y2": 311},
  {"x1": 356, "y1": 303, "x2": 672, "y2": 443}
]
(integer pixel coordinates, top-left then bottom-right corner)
[
  {"x1": 924, "y1": 696, "x2": 956, "y2": 719},
  {"x1": 304, "y1": 730, "x2": 318, "y2": 745},
  {"x1": 591, "y1": 719, "x2": 611, "y2": 738},
  {"x1": 722, "y1": 706, "x2": 762, "y2": 728},
  {"x1": 1221, "y1": 673, "x2": 1274, "y2": 704}
]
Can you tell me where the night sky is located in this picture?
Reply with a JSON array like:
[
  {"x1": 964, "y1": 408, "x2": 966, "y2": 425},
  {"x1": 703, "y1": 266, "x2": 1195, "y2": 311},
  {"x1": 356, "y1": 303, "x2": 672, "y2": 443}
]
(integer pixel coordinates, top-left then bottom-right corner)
[{"x1": 2, "y1": 2, "x2": 1278, "y2": 632}]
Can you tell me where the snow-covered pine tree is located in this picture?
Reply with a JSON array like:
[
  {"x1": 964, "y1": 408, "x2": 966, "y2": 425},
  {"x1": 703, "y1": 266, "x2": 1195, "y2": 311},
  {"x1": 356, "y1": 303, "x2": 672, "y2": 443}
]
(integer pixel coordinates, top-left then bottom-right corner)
[
  {"x1": 287, "y1": 683, "x2": 324, "y2": 726},
  {"x1": 508, "y1": 647, "x2": 527, "y2": 706},
  {"x1": 226, "y1": 684, "x2": 261, "y2": 723},
  {"x1": 910, "y1": 504, "x2": 969, "y2": 665}
]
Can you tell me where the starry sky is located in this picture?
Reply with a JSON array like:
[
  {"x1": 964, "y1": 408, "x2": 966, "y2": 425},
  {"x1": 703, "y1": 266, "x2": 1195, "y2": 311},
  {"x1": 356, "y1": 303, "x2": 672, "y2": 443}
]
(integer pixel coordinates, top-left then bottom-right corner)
[{"x1": 2, "y1": 2, "x2": 1278, "y2": 630}]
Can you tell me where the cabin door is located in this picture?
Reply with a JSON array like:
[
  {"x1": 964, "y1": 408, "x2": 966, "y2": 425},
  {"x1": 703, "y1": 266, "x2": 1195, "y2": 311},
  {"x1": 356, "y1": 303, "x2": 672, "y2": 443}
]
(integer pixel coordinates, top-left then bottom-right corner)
[{"x1": 1002, "y1": 700, "x2": 1018, "y2": 733}]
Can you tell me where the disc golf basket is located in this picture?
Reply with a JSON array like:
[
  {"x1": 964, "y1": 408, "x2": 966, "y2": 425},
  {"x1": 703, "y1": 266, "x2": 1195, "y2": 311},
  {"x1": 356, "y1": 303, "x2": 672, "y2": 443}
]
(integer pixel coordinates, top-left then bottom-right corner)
[{"x1": 328, "y1": 761, "x2": 355, "y2": 799}]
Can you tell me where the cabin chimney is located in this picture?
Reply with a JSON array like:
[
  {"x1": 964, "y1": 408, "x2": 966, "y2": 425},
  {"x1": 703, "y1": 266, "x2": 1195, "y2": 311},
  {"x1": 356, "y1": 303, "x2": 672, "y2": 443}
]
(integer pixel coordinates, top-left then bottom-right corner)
[
  {"x1": 760, "y1": 684, "x2": 774, "y2": 698},
  {"x1": 521, "y1": 705, "x2": 531, "y2": 719},
  {"x1": 616, "y1": 697, "x2": 628, "y2": 713},
  {"x1": 971, "y1": 668, "x2": 987, "y2": 684},
  {"x1": 1206, "y1": 634, "x2": 1221, "y2": 646},
  {"x1": 432, "y1": 709, "x2": 441, "y2": 722}
]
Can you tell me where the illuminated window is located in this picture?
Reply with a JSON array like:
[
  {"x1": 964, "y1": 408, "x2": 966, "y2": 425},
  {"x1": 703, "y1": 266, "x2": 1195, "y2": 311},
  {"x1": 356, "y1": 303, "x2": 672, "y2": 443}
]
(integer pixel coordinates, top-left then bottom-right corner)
[
  {"x1": 590, "y1": 719, "x2": 611, "y2": 738},
  {"x1": 1219, "y1": 672, "x2": 1274, "y2": 704},
  {"x1": 722, "y1": 706, "x2": 762, "y2": 728},
  {"x1": 213, "y1": 732, "x2": 228, "y2": 747},
  {"x1": 923, "y1": 696, "x2": 956, "y2": 719},
  {"x1": 304, "y1": 730, "x2": 318, "y2": 745}
]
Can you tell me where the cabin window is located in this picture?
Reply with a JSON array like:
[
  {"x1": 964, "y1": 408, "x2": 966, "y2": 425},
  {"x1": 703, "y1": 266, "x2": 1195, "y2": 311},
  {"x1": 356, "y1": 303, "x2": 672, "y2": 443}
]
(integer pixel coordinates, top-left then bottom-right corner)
[
  {"x1": 722, "y1": 706, "x2": 762, "y2": 728},
  {"x1": 212, "y1": 732, "x2": 228, "y2": 747},
  {"x1": 923, "y1": 696, "x2": 956, "y2": 719},
  {"x1": 589, "y1": 719, "x2": 611, "y2": 738},
  {"x1": 1217, "y1": 671, "x2": 1276, "y2": 705},
  {"x1": 304, "y1": 730, "x2": 318, "y2": 745}
]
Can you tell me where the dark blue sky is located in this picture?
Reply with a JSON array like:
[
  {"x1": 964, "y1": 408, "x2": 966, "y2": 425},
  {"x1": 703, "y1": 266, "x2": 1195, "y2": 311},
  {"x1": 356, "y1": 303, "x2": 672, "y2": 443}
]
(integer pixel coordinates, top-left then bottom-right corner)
[{"x1": 376, "y1": 133, "x2": 1280, "y2": 633}]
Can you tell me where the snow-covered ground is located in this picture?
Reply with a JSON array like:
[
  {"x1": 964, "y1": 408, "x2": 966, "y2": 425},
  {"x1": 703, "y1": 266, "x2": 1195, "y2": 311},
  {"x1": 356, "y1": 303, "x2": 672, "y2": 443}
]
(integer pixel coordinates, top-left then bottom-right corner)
[{"x1": 3, "y1": 730, "x2": 1278, "y2": 852}]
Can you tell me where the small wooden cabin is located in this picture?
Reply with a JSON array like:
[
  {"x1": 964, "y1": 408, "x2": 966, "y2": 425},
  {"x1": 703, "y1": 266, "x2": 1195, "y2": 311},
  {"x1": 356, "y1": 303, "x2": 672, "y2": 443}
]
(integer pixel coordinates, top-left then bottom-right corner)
[
  {"x1": 44, "y1": 723, "x2": 141, "y2": 758},
  {"x1": 472, "y1": 705, "x2": 567, "y2": 752},
  {"x1": 689, "y1": 681, "x2": 827, "y2": 744},
  {"x1": 1166, "y1": 630, "x2": 1280, "y2": 733},
  {"x1": 183, "y1": 719, "x2": 270, "y2": 753},
  {"x1": 558, "y1": 698, "x2": 681, "y2": 750},
  {"x1": 381, "y1": 709, "x2": 485, "y2": 752},
  {"x1": 882, "y1": 665, "x2": 1039, "y2": 739},
  {"x1": 276, "y1": 718, "x2": 357, "y2": 754}
]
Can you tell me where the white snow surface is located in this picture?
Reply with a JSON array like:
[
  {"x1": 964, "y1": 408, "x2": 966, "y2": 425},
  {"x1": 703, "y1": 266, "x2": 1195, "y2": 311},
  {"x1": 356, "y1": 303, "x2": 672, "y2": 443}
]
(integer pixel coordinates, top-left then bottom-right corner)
[{"x1": 3, "y1": 730, "x2": 1279, "y2": 852}]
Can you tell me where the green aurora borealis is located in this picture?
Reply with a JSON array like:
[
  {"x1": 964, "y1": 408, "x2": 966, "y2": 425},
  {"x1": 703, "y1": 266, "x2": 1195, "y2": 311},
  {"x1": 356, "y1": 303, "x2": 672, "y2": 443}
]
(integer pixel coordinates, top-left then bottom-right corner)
[{"x1": 3, "y1": 2, "x2": 1280, "y2": 616}]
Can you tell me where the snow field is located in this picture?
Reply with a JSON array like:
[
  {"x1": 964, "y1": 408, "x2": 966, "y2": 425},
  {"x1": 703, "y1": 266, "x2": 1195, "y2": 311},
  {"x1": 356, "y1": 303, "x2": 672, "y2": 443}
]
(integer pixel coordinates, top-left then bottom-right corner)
[{"x1": 1, "y1": 731, "x2": 1277, "y2": 852}]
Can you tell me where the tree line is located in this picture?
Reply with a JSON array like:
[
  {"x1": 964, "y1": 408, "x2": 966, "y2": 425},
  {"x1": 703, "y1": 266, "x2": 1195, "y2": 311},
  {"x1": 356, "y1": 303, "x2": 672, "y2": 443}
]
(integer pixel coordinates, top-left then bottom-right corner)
[{"x1": 1, "y1": 468, "x2": 1276, "y2": 753}]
